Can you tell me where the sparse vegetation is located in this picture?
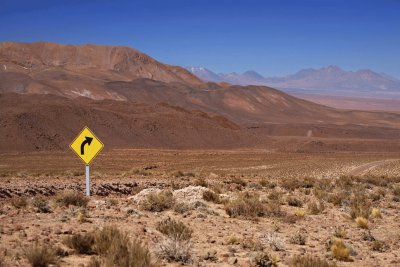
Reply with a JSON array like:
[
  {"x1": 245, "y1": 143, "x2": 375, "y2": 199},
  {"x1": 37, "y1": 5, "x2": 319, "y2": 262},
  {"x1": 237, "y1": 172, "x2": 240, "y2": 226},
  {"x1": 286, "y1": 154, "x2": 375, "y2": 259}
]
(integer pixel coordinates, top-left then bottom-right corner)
[
  {"x1": 56, "y1": 191, "x2": 88, "y2": 207},
  {"x1": 287, "y1": 196, "x2": 303, "y2": 207},
  {"x1": 202, "y1": 190, "x2": 220, "y2": 203},
  {"x1": 290, "y1": 255, "x2": 337, "y2": 267},
  {"x1": 307, "y1": 200, "x2": 325, "y2": 215},
  {"x1": 141, "y1": 190, "x2": 175, "y2": 212},
  {"x1": 94, "y1": 226, "x2": 156, "y2": 267},
  {"x1": 156, "y1": 218, "x2": 192, "y2": 240},
  {"x1": 11, "y1": 197, "x2": 27, "y2": 209},
  {"x1": 31, "y1": 196, "x2": 51, "y2": 213},
  {"x1": 253, "y1": 251, "x2": 278, "y2": 267},
  {"x1": 331, "y1": 238, "x2": 352, "y2": 262},
  {"x1": 64, "y1": 233, "x2": 95, "y2": 254},
  {"x1": 24, "y1": 243, "x2": 57, "y2": 267},
  {"x1": 156, "y1": 219, "x2": 192, "y2": 263},
  {"x1": 372, "y1": 240, "x2": 389, "y2": 252},
  {"x1": 225, "y1": 192, "x2": 265, "y2": 219},
  {"x1": 355, "y1": 217, "x2": 369, "y2": 229},
  {"x1": 290, "y1": 232, "x2": 306, "y2": 245}
]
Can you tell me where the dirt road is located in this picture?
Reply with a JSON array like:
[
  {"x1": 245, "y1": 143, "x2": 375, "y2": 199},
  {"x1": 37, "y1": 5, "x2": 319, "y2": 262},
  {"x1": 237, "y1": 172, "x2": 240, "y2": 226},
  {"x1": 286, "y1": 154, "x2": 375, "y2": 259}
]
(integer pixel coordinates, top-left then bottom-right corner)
[{"x1": 349, "y1": 159, "x2": 398, "y2": 176}]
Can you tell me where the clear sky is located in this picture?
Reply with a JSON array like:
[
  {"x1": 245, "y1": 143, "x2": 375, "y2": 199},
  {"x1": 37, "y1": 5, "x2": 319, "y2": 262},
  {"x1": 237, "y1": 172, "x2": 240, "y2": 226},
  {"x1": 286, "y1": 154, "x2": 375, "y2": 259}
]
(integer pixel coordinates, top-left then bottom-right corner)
[{"x1": 0, "y1": 0, "x2": 399, "y2": 78}]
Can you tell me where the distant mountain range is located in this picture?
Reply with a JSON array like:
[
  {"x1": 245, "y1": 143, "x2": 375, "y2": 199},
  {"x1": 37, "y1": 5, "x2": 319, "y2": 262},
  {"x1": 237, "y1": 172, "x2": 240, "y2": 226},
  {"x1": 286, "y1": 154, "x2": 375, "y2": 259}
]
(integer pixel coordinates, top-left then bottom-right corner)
[{"x1": 186, "y1": 65, "x2": 400, "y2": 94}]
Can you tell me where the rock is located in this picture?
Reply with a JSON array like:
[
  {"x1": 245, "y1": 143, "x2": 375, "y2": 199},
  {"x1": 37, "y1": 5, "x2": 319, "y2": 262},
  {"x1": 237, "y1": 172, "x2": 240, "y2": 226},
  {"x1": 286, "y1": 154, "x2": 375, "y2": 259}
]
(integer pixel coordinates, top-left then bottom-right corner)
[
  {"x1": 127, "y1": 188, "x2": 162, "y2": 205},
  {"x1": 173, "y1": 186, "x2": 209, "y2": 204},
  {"x1": 228, "y1": 258, "x2": 238, "y2": 265}
]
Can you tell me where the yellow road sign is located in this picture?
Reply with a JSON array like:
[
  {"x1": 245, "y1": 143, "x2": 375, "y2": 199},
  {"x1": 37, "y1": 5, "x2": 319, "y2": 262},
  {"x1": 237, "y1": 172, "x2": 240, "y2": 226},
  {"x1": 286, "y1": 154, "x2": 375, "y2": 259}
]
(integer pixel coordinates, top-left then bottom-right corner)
[{"x1": 70, "y1": 127, "x2": 104, "y2": 165}]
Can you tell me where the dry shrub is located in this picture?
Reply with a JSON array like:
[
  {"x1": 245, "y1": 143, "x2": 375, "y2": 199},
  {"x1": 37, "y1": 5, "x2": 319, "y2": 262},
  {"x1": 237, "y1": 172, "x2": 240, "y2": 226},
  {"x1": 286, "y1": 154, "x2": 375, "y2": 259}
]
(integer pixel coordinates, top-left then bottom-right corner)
[
  {"x1": 392, "y1": 185, "x2": 400, "y2": 197},
  {"x1": 290, "y1": 232, "x2": 306, "y2": 245},
  {"x1": 253, "y1": 251, "x2": 278, "y2": 267},
  {"x1": 370, "y1": 208, "x2": 382, "y2": 219},
  {"x1": 326, "y1": 191, "x2": 347, "y2": 206},
  {"x1": 194, "y1": 178, "x2": 208, "y2": 187},
  {"x1": 173, "y1": 202, "x2": 192, "y2": 214},
  {"x1": 94, "y1": 226, "x2": 156, "y2": 267},
  {"x1": 202, "y1": 190, "x2": 220, "y2": 203},
  {"x1": 24, "y1": 243, "x2": 57, "y2": 267},
  {"x1": 11, "y1": 197, "x2": 27, "y2": 209},
  {"x1": 229, "y1": 176, "x2": 247, "y2": 187},
  {"x1": 32, "y1": 196, "x2": 51, "y2": 213},
  {"x1": 259, "y1": 179, "x2": 276, "y2": 188},
  {"x1": 349, "y1": 188, "x2": 371, "y2": 219},
  {"x1": 56, "y1": 191, "x2": 88, "y2": 207},
  {"x1": 141, "y1": 190, "x2": 174, "y2": 212},
  {"x1": 157, "y1": 237, "x2": 191, "y2": 264},
  {"x1": 64, "y1": 233, "x2": 95, "y2": 254},
  {"x1": 261, "y1": 232, "x2": 286, "y2": 251},
  {"x1": 225, "y1": 192, "x2": 265, "y2": 219},
  {"x1": 226, "y1": 236, "x2": 241, "y2": 245},
  {"x1": 355, "y1": 217, "x2": 369, "y2": 229},
  {"x1": 336, "y1": 176, "x2": 353, "y2": 189},
  {"x1": 307, "y1": 200, "x2": 325, "y2": 215},
  {"x1": 333, "y1": 227, "x2": 347, "y2": 239},
  {"x1": 265, "y1": 202, "x2": 284, "y2": 217},
  {"x1": 241, "y1": 237, "x2": 264, "y2": 251},
  {"x1": 331, "y1": 239, "x2": 352, "y2": 262},
  {"x1": 156, "y1": 219, "x2": 192, "y2": 263},
  {"x1": 372, "y1": 240, "x2": 389, "y2": 252},
  {"x1": 290, "y1": 255, "x2": 337, "y2": 267},
  {"x1": 287, "y1": 196, "x2": 303, "y2": 207},
  {"x1": 268, "y1": 189, "x2": 282, "y2": 201},
  {"x1": 156, "y1": 218, "x2": 192, "y2": 241}
]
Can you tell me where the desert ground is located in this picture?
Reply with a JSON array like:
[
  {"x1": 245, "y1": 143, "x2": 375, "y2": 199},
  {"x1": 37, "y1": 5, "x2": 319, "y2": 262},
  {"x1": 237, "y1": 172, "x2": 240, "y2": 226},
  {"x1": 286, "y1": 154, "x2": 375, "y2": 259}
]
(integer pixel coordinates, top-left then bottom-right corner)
[{"x1": 0, "y1": 149, "x2": 399, "y2": 267}]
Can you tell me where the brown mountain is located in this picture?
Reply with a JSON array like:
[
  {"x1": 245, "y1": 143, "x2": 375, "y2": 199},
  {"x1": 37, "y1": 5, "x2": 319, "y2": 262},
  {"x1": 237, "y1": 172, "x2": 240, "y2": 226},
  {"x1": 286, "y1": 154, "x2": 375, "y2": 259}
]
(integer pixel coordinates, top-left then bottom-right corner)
[
  {"x1": 0, "y1": 42, "x2": 202, "y2": 99},
  {"x1": 1, "y1": 42, "x2": 400, "y2": 152}
]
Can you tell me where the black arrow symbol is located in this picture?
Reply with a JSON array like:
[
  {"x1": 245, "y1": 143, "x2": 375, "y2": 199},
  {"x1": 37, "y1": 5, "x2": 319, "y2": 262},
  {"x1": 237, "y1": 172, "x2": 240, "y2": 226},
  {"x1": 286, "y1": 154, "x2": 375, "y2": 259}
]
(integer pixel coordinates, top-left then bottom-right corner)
[{"x1": 80, "y1": 136, "x2": 93, "y2": 155}]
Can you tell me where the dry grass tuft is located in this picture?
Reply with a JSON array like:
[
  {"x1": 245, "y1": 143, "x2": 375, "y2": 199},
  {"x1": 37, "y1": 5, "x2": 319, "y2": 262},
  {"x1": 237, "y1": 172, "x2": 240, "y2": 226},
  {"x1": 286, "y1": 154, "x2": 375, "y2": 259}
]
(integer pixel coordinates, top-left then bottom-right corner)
[
  {"x1": 24, "y1": 243, "x2": 57, "y2": 267},
  {"x1": 31, "y1": 196, "x2": 51, "y2": 213},
  {"x1": 156, "y1": 218, "x2": 192, "y2": 241},
  {"x1": 290, "y1": 255, "x2": 337, "y2": 267},
  {"x1": 349, "y1": 188, "x2": 371, "y2": 219},
  {"x1": 202, "y1": 190, "x2": 220, "y2": 203},
  {"x1": 307, "y1": 200, "x2": 325, "y2": 215},
  {"x1": 253, "y1": 251, "x2": 278, "y2": 267},
  {"x1": 156, "y1": 219, "x2": 192, "y2": 263},
  {"x1": 11, "y1": 197, "x2": 27, "y2": 209},
  {"x1": 370, "y1": 208, "x2": 382, "y2": 219},
  {"x1": 64, "y1": 233, "x2": 95, "y2": 254},
  {"x1": 141, "y1": 190, "x2": 174, "y2": 212},
  {"x1": 56, "y1": 191, "x2": 88, "y2": 207},
  {"x1": 94, "y1": 226, "x2": 156, "y2": 267},
  {"x1": 287, "y1": 196, "x2": 303, "y2": 207},
  {"x1": 355, "y1": 217, "x2": 369, "y2": 229},
  {"x1": 225, "y1": 192, "x2": 265, "y2": 219},
  {"x1": 331, "y1": 238, "x2": 352, "y2": 262}
]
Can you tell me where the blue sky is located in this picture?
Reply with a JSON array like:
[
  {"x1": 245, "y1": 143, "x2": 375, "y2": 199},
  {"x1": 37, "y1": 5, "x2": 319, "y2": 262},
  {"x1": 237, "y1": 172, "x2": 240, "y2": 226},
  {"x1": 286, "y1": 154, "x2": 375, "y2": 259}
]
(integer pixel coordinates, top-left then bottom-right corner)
[{"x1": 0, "y1": 0, "x2": 399, "y2": 78}]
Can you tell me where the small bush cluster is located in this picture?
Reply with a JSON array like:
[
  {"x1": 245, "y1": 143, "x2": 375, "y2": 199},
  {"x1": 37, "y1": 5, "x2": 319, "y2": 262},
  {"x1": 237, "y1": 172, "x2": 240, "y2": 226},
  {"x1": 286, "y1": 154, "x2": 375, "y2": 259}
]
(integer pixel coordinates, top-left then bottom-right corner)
[
  {"x1": 32, "y1": 196, "x2": 51, "y2": 213},
  {"x1": 56, "y1": 191, "x2": 88, "y2": 207},
  {"x1": 141, "y1": 190, "x2": 174, "y2": 212},
  {"x1": 225, "y1": 192, "x2": 265, "y2": 219},
  {"x1": 253, "y1": 251, "x2": 278, "y2": 267},
  {"x1": 330, "y1": 238, "x2": 352, "y2": 262},
  {"x1": 11, "y1": 197, "x2": 28, "y2": 209},
  {"x1": 290, "y1": 255, "x2": 337, "y2": 267},
  {"x1": 24, "y1": 243, "x2": 57, "y2": 267},
  {"x1": 202, "y1": 190, "x2": 220, "y2": 203},
  {"x1": 156, "y1": 219, "x2": 192, "y2": 263},
  {"x1": 64, "y1": 233, "x2": 95, "y2": 254},
  {"x1": 156, "y1": 218, "x2": 192, "y2": 241}
]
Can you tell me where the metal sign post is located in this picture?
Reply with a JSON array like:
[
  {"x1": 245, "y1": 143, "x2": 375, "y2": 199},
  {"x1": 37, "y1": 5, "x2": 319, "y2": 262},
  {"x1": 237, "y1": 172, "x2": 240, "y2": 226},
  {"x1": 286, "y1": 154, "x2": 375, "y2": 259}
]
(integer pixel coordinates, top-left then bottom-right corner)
[
  {"x1": 70, "y1": 127, "x2": 104, "y2": 197},
  {"x1": 86, "y1": 165, "x2": 90, "y2": 197}
]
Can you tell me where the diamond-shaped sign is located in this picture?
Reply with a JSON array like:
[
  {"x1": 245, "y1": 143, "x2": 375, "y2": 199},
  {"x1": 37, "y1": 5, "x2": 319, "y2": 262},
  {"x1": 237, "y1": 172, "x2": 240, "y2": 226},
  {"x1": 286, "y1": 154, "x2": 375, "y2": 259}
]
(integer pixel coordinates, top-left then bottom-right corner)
[{"x1": 70, "y1": 127, "x2": 104, "y2": 165}]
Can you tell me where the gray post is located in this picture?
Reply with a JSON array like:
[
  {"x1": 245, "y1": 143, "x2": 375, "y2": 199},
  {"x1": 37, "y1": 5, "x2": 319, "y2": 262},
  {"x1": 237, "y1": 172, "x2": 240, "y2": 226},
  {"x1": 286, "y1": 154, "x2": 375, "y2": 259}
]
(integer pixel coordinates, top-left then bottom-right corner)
[{"x1": 85, "y1": 164, "x2": 90, "y2": 197}]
